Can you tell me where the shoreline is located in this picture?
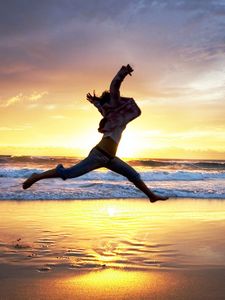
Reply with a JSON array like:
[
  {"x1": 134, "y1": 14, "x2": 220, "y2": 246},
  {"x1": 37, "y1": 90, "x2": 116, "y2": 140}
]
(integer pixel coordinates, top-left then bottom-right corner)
[{"x1": 0, "y1": 197, "x2": 225, "y2": 201}]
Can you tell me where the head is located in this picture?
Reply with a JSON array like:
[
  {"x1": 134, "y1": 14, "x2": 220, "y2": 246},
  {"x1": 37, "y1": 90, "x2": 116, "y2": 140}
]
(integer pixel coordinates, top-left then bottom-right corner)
[{"x1": 99, "y1": 90, "x2": 110, "y2": 106}]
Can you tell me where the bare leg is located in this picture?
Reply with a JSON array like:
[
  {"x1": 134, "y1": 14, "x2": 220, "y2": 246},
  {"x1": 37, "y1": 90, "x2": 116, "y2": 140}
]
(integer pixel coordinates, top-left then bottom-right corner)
[
  {"x1": 22, "y1": 148, "x2": 106, "y2": 190},
  {"x1": 22, "y1": 168, "x2": 59, "y2": 189},
  {"x1": 106, "y1": 157, "x2": 168, "y2": 203},
  {"x1": 132, "y1": 179, "x2": 168, "y2": 202}
]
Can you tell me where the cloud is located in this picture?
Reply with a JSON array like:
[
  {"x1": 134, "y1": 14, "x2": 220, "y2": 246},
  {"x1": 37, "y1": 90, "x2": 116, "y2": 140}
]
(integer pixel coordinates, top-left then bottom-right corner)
[
  {"x1": 28, "y1": 91, "x2": 48, "y2": 101},
  {"x1": 1, "y1": 93, "x2": 23, "y2": 107},
  {"x1": 44, "y1": 104, "x2": 56, "y2": 110},
  {"x1": 0, "y1": 91, "x2": 48, "y2": 107},
  {"x1": 0, "y1": 0, "x2": 137, "y2": 38},
  {"x1": 50, "y1": 115, "x2": 66, "y2": 119},
  {"x1": 0, "y1": 124, "x2": 32, "y2": 131},
  {"x1": 0, "y1": 0, "x2": 224, "y2": 92}
]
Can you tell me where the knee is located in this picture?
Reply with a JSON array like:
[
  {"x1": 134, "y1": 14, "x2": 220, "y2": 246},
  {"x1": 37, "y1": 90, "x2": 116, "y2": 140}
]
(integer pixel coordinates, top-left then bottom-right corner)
[{"x1": 56, "y1": 164, "x2": 67, "y2": 180}]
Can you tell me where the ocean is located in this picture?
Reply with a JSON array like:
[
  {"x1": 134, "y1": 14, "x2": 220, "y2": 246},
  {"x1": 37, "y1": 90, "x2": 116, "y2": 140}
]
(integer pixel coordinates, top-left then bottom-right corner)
[{"x1": 0, "y1": 155, "x2": 225, "y2": 200}]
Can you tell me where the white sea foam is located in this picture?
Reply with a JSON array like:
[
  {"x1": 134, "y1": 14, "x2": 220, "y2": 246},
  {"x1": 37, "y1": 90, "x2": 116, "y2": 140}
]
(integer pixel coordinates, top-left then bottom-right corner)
[
  {"x1": 1, "y1": 167, "x2": 225, "y2": 181},
  {"x1": 0, "y1": 156, "x2": 225, "y2": 200}
]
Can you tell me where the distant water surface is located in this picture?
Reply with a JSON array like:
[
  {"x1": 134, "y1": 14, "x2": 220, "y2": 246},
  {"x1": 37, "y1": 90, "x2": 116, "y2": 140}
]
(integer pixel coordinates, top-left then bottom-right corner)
[{"x1": 0, "y1": 155, "x2": 225, "y2": 199}]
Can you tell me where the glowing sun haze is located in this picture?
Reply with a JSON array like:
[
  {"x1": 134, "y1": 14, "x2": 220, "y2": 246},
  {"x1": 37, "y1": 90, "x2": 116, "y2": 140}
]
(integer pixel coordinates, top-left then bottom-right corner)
[{"x1": 0, "y1": 0, "x2": 225, "y2": 159}]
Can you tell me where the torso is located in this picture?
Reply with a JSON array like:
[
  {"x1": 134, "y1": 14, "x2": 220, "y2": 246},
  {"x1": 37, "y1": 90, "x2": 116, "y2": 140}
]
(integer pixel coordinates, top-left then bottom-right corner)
[
  {"x1": 96, "y1": 96, "x2": 140, "y2": 158},
  {"x1": 103, "y1": 125, "x2": 126, "y2": 143},
  {"x1": 95, "y1": 136, "x2": 118, "y2": 158}
]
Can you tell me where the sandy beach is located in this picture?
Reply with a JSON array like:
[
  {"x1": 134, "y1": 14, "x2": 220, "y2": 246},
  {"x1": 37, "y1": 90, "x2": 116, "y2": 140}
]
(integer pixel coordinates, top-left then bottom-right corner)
[{"x1": 0, "y1": 198, "x2": 225, "y2": 299}]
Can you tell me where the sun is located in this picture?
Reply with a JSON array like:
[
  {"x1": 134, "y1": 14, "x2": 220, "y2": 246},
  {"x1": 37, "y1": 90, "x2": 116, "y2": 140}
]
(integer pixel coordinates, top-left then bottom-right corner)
[
  {"x1": 107, "y1": 207, "x2": 117, "y2": 217},
  {"x1": 115, "y1": 131, "x2": 136, "y2": 157}
]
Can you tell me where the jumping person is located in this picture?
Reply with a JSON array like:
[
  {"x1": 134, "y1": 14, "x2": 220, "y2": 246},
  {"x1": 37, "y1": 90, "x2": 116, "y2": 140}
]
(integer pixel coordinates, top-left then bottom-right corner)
[{"x1": 22, "y1": 65, "x2": 168, "y2": 202}]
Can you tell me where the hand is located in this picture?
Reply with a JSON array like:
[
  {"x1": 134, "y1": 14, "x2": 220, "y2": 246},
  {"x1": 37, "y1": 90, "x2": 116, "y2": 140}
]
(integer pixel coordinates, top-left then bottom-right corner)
[
  {"x1": 119, "y1": 65, "x2": 134, "y2": 77},
  {"x1": 126, "y1": 64, "x2": 133, "y2": 76},
  {"x1": 86, "y1": 90, "x2": 96, "y2": 103}
]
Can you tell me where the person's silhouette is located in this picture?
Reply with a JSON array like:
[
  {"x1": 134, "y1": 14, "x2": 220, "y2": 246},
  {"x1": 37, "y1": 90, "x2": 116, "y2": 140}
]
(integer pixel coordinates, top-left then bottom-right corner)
[{"x1": 23, "y1": 65, "x2": 168, "y2": 202}]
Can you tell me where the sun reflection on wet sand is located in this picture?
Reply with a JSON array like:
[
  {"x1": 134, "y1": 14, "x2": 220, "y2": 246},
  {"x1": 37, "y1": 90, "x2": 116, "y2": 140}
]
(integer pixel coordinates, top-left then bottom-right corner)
[
  {"x1": 63, "y1": 268, "x2": 168, "y2": 299},
  {"x1": 0, "y1": 199, "x2": 225, "y2": 272},
  {"x1": 0, "y1": 199, "x2": 225, "y2": 299}
]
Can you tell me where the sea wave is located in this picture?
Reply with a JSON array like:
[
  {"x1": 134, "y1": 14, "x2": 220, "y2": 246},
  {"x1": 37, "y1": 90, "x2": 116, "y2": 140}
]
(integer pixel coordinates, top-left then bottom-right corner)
[
  {"x1": 1, "y1": 167, "x2": 225, "y2": 181},
  {"x1": 0, "y1": 178, "x2": 225, "y2": 200},
  {"x1": 1, "y1": 155, "x2": 225, "y2": 170},
  {"x1": 1, "y1": 156, "x2": 225, "y2": 200},
  {"x1": 129, "y1": 159, "x2": 225, "y2": 170}
]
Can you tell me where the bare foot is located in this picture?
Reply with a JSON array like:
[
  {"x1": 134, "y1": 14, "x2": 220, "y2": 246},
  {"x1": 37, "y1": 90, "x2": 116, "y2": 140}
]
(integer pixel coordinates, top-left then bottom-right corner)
[
  {"x1": 22, "y1": 173, "x2": 38, "y2": 189},
  {"x1": 149, "y1": 194, "x2": 169, "y2": 203}
]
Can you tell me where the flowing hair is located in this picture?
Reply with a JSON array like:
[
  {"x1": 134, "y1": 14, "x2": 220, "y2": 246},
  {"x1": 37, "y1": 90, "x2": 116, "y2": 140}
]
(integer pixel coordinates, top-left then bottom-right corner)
[{"x1": 99, "y1": 90, "x2": 110, "y2": 106}]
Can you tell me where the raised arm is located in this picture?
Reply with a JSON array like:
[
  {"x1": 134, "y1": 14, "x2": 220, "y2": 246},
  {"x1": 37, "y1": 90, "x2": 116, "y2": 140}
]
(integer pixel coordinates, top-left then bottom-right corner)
[{"x1": 110, "y1": 64, "x2": 133, "y2": 106}]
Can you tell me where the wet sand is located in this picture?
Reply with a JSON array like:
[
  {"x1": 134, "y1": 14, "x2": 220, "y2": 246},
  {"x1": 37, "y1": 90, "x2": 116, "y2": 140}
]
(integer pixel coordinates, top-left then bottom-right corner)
[{"x1": 0, "y1": 199, "x2": 225, "y2": 299}]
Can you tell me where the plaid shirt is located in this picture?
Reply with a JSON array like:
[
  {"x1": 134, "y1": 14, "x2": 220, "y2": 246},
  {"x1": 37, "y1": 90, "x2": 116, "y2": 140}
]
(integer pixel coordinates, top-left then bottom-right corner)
[{"x1": 88, "y1": 67, "x2": 141, "y2": 133}]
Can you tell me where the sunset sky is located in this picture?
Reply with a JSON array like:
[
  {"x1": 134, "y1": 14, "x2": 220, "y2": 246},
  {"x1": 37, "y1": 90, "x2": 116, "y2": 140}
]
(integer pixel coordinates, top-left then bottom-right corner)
[{"x1": 0, "y1": 0, "x2": 225, "y2": 159}]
